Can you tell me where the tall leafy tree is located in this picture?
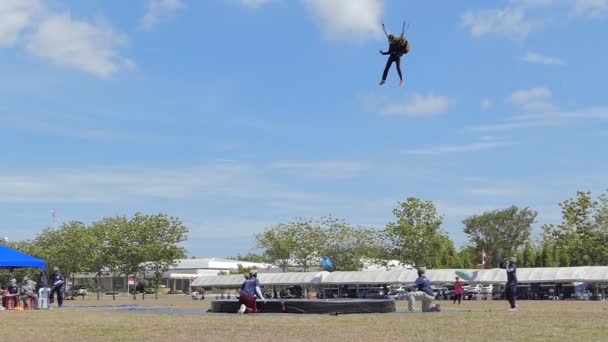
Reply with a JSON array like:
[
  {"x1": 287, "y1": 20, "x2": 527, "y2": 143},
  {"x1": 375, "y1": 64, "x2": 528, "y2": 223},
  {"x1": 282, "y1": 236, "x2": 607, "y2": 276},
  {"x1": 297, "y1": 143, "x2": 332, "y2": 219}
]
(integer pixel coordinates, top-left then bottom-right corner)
[
  {"x1": 319, "y1": 217, "x2": 381, "y2": 271},
  {"x1": 384, "y1": 197, "x2": 447, "y2": 267},
  {"x1": 545, "y1": 190, "x2": 608, "y2": 266},
  {"x1": 133, "y1": 213, "x2": 188, "y2": 299},
  {"x1": 255, "y1": 223, "x2": 296, "y2": 271},
  {"x1": 463, "y1": 206, "x2": 537, "y2": 268}
]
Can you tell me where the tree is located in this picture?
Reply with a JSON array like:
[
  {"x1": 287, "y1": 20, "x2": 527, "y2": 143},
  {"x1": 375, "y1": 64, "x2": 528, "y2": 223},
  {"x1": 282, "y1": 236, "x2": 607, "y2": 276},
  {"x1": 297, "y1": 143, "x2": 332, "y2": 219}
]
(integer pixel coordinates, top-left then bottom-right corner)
[
  {"x1": 462, "y1": 206, "x2": 537, "y2": 268},
  {"x1": 133, "y1": 213, "x2": 188, "y2": 299},
  {"x1": 89, "y1": 216, "x2": 131, "y2": 300},
  {"x1": 430, "y1": 235, "x2": 461, "y2": 269},
  {"x1": 384, "y1": 198, "x2": 447, "y2": 268},
  {"x1": 520, "y1": 241, "x2": 536, "y2": 268},
  {"x1": 318, "y1": 217, "x2": 381, "y2": 271},
  {"x1": 255, "y1": 223, "x2": 296, "y2": 271},
  {"x1": 227, "y1": 253, "x2": 267, "y2": 263},
  {"x1": 33, "y1": 221, "x2": 93, "y2": 287},
  {"x1": 457, "y1": 245, "x2": 479, "y2": 269},
  {"x1": 544, "y1": 190, "x2": 608, "y2": 266}
]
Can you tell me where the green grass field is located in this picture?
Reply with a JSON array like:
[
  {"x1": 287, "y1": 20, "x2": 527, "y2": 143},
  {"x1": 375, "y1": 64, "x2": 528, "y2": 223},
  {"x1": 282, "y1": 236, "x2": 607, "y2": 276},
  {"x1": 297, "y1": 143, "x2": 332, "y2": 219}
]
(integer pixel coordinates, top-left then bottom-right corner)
[{"x1": 3, "y1": 295, "x2": 608, "y2": 341}]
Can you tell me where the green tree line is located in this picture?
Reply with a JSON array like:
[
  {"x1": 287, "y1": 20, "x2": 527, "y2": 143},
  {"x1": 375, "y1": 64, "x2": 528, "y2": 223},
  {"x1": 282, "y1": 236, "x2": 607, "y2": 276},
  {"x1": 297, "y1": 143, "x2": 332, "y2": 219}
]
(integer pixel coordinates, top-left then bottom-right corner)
[
  {"x1": 254, "y1": 190, "x2": 608, "y2": 270},
  {"x1": 1, "y1": 213, "x2": 187, "y2": 300}
]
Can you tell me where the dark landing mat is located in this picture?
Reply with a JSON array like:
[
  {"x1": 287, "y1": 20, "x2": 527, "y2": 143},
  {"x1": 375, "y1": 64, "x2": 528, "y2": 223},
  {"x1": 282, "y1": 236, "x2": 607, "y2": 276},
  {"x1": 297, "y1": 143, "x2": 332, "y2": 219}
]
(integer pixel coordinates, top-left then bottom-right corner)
[{"x1": 211, "y1": 299, "x2": 396, "y2": 314}]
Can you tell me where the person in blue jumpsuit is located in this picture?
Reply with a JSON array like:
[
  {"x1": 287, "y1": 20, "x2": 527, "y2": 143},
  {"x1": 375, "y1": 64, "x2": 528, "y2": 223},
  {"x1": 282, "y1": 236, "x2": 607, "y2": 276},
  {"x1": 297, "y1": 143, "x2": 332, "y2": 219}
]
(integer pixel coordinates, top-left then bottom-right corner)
[{"x1": 49, "y1": 266, "x2": 65, "y2": 309}]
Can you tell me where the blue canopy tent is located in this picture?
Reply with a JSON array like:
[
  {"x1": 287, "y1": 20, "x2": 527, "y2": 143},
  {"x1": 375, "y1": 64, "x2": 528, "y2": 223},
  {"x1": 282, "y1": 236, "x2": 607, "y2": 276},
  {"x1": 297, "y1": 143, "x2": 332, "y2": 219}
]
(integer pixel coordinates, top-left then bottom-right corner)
[{"x1": 0, "y1": 245, "x2": 47, "y2": 286}]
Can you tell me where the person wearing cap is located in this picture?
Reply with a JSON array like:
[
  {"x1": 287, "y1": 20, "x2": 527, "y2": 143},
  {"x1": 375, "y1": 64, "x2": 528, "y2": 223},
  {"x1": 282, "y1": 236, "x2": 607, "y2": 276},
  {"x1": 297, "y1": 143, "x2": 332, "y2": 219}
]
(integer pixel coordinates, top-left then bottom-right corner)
[
  {"x1": 503, "y1": 257, "x2": 518, "y2": 311},
  {"x1": 408, "y1": 267, "x2": 441, "y2": 312},
  {"x1": 49, "y1": 266, "x2": 65, "y2": 309},
  {"x1": 20, "y1": 279, "x2": 38, "y2": 309}
]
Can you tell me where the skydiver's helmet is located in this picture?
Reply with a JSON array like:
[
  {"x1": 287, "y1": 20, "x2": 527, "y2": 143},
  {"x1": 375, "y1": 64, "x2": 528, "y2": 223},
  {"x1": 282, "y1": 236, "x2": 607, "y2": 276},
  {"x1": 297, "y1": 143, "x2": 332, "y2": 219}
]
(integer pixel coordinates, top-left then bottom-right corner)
[{"x1": 388, "y1": 34, "x2": 395, "y2": 41}]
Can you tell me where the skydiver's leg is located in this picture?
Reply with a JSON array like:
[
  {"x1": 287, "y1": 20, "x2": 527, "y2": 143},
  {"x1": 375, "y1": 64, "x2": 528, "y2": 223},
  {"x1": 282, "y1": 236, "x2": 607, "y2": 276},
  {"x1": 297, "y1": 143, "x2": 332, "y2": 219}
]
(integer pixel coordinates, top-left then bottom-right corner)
[
  {"x1": 395, "y1": 57, "x2": 403, "y2": 81},
  {"x1": 382, "y1": 58, "x2": 394, "y2": 82}
]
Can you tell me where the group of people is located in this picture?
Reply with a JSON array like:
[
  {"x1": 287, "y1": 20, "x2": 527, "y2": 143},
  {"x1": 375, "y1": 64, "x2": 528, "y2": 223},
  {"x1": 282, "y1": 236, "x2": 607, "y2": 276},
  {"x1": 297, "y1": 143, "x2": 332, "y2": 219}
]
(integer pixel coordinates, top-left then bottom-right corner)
[
  {"x1": 408, "y1": 257, "x2": 518, "y2": 313},
  {"x1": 232, "y1": 259, "x2": 518, "y2": 315},
  {"x1": 1, "y1": 266, "x2": 65, "y2": 311}
]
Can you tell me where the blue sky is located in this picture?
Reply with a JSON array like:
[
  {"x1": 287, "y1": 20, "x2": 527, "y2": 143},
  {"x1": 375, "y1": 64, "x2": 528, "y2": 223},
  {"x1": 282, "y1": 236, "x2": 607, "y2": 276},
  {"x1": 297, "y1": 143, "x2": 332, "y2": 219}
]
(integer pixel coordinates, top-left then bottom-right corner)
[{"x1": 1, "y1": 0, "x2": 607, "y2": 258}]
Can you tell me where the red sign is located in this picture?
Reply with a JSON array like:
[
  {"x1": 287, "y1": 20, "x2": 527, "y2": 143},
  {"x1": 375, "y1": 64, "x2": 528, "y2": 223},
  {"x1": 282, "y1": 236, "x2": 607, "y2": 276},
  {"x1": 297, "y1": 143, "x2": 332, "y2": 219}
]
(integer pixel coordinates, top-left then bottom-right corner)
[{"x1": 128, "y1": 277, "x2": 136, "y2": 285}]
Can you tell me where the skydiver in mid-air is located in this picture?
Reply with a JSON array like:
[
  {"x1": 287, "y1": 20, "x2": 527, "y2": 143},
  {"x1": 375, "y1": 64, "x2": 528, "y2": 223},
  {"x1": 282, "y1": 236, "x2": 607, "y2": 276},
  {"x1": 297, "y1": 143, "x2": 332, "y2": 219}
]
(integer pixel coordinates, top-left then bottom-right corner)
[{"x1": 379, "y1": 22, "x2": 410, "y2": 87}]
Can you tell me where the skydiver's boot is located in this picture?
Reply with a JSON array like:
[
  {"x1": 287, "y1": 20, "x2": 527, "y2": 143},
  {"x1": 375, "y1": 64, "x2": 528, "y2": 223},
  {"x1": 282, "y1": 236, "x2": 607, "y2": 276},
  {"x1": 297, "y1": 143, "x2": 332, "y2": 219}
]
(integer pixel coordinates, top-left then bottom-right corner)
[
  {"x1": 400, "y1": 80, "x2": 404, "y2": 87},
  {"x1": 379, "y1": 80, "x2": 386, "y2": 85}
]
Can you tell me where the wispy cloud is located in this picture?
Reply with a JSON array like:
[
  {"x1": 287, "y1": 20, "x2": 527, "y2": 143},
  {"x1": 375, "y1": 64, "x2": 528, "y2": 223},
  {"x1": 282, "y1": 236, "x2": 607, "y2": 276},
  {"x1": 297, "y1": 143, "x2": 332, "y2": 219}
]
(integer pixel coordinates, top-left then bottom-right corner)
[
  {"x1": 26, "y1": 12, "x2": 133, "y2": 78},
  {"x1": 465, "y1": 186, "x2": 525, "y2": 197},
  {"x1": 0, "y1": 1, "x2": 133, "y2": 78},
  {"x1": 303, "y1": 0, "x2": 384, "y2": 42},
  {"x1": 509, "y1": 86, "x2": 558, "y2": 111},
  {"x1": 481, "y1": 99, "x2": 492, "y2": 110},
  {"x1": 271, "y1": 160, "x2": 369, "y2": 179},
  {"x1": 572, "y1": 0, "x2": 608, "y2": 16},
  {"x1": 240, "y1": 0, "x2": 276, "y2": 8},
  {"x1": 401, "y1": 140, "x2": 513, "y2": 155},
  {"x1": 462, "y1": 0, "x2": 607, "y2": 41},
  {"x1": 141, "y1": 0, "x2": 184, "y2": 30},
  {"x1": 0, "y1": 0, "x2": 41, "y2": 47},
  {"x1": 469, "y1": 106, "x2": 608, "y2": 132},
  {"x1": 462, "y1": 7, "x2": 544, "y2": 40},
  {"x1": 380, "y1": 94, "x2": 450, "y2": 117},
  {"x1": 521, "y1": 51, "x2": 566, "y2": 65}
]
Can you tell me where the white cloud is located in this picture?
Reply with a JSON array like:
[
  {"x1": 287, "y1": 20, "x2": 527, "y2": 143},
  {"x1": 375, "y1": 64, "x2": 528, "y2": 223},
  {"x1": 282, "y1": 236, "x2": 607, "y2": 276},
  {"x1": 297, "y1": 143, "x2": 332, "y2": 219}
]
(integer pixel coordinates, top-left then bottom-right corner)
[
  {"x1": 402, "y1": 140, "x2": 512, "y2": 155},
  {"x1": 469, "y1": 106, "x2": 608, "y2": 132},
  {"x1": 509, "y1": 86, "x2": 558, "y2": 111},
  {"x1": 271, "y1": 160, "x2": 369, "y2": 179},
  {"x1": 466, "y1": 186, "x2": 525, "y2": 197},
  {"x1": 0, "y1": 0, "x2": 40, "y2": 46},
  {"x1": 521, "y1": 51, "x2": 566, "y2": 65},
  {"x1": 382, "y1": 94, "x2": 450, "y2": 117},
  {"x1": 573, "y1": 0, "x2": 608, "y2": 16},
  {"x1": 481, "y1": 99, "x2": 492, "y2": 110},
  {"x1": 462, "y1": 7, "x2": 543, "y2": 40},
  {"x1": 241, "y1": 0, "x2": 276, "y2": 8},
  {"x1": 141, "y1": 0, "x2": 184, "y2": 30},
  {"x1": 26, "y1": 12, "x2": 132, "y2": 78},
  {"x1": 303, "y1": 0, "x2": 384, "y2": 41}
]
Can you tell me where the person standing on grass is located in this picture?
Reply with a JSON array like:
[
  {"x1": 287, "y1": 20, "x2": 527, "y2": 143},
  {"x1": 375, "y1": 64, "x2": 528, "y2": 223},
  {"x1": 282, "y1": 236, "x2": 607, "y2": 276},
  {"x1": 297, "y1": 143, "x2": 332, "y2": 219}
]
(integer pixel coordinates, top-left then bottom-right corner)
[
  {"x1": 408, "y1": 267, "x2": 441, "y2": 312},
  {"x1": 502, "y1": 257, "x2": 518, "y2": 311},
  {"x1": 49, "y1": 267, "x2": 65, "y2": 309},
  {"x1": 453, "y1": 277, "x2": 464, "y2": 304}
]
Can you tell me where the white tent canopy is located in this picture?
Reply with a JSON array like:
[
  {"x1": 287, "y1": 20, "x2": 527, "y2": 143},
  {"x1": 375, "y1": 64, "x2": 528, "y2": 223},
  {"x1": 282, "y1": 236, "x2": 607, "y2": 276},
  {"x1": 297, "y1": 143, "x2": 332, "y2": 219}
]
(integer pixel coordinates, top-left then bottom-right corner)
[
  {"x1": 191, "y1": 267, "x2": 608, "y2": 288},
  {"x1": 322, "y1": 270, "x2": 407, "y2": 285},
  {"x1": 191, "y1": 271, "x2": 329, "y2": 288}
]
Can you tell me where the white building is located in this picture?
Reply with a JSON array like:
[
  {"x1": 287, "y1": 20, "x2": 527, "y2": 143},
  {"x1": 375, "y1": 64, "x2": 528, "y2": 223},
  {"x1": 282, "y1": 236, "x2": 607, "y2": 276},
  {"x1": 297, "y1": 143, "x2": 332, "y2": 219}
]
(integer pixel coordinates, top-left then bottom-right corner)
[{"x1": 72, "y1": 258, "x2": 277, "y2": 294}]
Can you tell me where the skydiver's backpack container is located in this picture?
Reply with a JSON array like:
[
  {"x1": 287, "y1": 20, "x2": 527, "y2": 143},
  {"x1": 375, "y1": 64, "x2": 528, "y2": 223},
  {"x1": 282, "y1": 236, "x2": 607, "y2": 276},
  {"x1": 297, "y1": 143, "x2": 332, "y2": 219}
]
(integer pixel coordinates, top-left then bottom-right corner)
[
  {"x1": 38, "y1": 287, "x2": 50, "y2": 309},
  {"x1": 396, "y1": 36, "x2": 410, "y2": 55}
]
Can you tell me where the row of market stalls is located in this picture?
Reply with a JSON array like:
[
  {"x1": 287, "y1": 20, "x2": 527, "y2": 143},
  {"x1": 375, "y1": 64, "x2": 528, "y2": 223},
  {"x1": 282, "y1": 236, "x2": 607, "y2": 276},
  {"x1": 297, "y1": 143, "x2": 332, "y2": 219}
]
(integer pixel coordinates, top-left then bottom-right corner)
[{"x1": 190, "y1": 266, "x2": 608, "y2": 289}]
